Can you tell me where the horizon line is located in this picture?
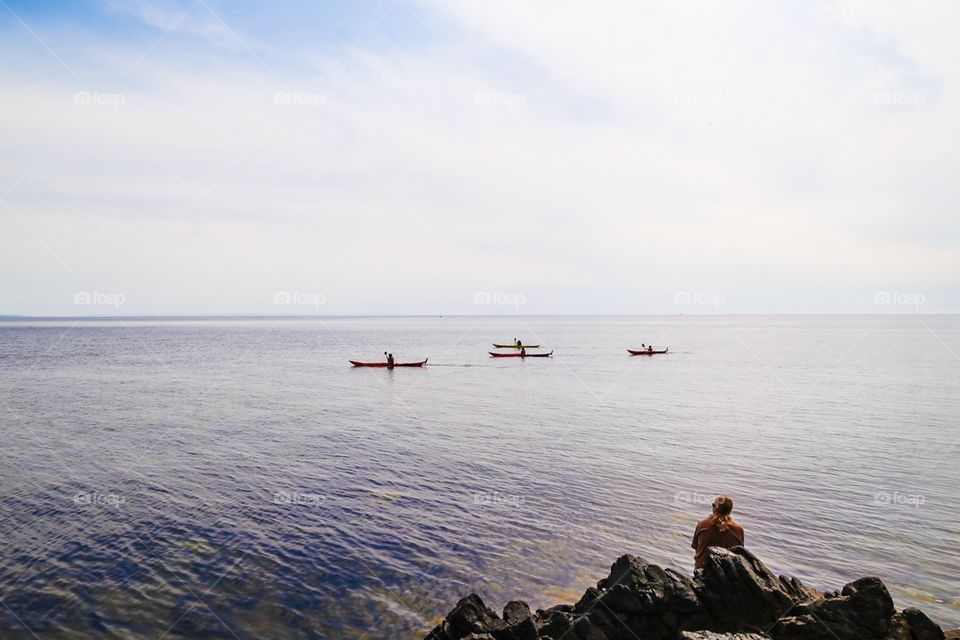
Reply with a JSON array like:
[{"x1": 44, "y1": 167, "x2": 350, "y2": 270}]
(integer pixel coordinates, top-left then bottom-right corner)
[{"x1": 2, "y1": 312, "x2": 958, "y2": 320}]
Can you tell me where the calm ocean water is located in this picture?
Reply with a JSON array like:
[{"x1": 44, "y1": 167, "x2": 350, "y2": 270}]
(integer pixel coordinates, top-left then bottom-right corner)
[{"x1": 0, "y1": 315, "x2": 957, "y2": 638}]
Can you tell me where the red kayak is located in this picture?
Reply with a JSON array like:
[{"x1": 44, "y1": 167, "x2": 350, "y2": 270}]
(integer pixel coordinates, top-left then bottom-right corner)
[
  {"x1": 489, "y1": 350, "x2": 553, "y2": 358},
  {"x1": 627, "y1": 348, "x2": 668, "y2": 355},
  {"x1": 350, "y1": 359, "x2": 428, "y2": 367}
]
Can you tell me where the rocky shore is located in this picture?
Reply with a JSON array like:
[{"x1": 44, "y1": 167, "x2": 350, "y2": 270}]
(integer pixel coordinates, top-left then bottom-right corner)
[{"x1": 424, "y1": 547, "x2": 948, "y2": 640}]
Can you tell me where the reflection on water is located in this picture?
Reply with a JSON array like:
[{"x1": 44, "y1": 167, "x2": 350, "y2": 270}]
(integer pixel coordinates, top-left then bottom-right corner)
[{"x1": 0, "y1": 315, "x2": 958, "y2": 637}]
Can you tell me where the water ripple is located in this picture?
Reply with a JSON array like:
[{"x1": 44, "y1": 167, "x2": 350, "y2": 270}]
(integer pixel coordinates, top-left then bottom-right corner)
[{"x1": 1, "y1": 316, "x2": 958, "y2": 637}]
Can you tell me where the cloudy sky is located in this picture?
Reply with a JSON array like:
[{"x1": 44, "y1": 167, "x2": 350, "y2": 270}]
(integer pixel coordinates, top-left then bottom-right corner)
[{"x1": 0, "y1": 0, "x2": 957, "y2": 315}]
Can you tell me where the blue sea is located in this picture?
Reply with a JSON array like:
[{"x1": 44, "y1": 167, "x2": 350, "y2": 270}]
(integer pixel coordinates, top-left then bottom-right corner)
[{"x1": 1, "y1": 315, "x2": 957, "y2": 638}]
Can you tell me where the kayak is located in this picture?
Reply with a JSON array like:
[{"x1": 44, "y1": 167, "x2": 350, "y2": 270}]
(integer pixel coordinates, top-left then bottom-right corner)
[
  {"x1": 350, "y1": 359, "x2": 428, "y2": 367},
  {"x1": 489, "y1": 351, "x2": 553, "y2": 358},
  {"x1": 627, "y1": 348, "x2": 668, "y2": 355},
  {"x1": 492, "y1": 343, "x2": 540, "y2": 349}
]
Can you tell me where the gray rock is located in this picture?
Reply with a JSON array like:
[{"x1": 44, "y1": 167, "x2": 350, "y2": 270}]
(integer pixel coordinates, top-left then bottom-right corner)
[
  {"x1": 424, "y1": 550, "x2": 946, "y2": 640},
  {"x1": 533, "y1": 605, "x2": 578, "y2": 639},
  {"x1": 582, "y1": 554, "x2": 711, "y2": 638},
  {"x1": 425, "y1": 594, "x2": 505, "y2": 640},
  {"x1": 770, "y1": 577, "x2": 895, "y2": 640},
  {"x1": 902, "y1": 609, "x2": 947, "y2": 640},
  {"x1": 694, "y1": 547, "x2": 820, "y2": 632},
  {"x1": 495, "y1": 600, "x2": 539, "y2": 640},
  {"x1": 503, "y1": 601, "x2": 532, "y2": 625}
]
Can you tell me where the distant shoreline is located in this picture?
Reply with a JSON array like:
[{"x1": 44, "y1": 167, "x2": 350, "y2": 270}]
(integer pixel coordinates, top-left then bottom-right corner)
[{"x1": 3, "y1": 313, "x2": 959, "y2": 321}]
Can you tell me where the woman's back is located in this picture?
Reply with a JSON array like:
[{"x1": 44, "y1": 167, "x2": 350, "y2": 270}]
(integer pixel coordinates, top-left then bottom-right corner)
[{"x1": 691, "y1": 495, "x2": 745, "y2": 570}]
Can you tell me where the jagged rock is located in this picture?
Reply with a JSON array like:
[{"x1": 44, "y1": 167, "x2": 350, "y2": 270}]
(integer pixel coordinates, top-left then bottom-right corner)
[
  {"x1": 695, "y1": 547, "x2": 820, "y2": 632},
  {"x1": 424, "y1": 550, "x2": 947, "y2": 640},
  {"x1": 902, "y1": 609, "x2": 947, "y2": 640},
  {"x1": 425, "y1": 594, "x2": 505, "y2": 640},
  {"x1": 503, "y1": 601, "x2": 531, "y2": 625},
  {"x1": 495, "y1": 619, "x2": 539, "y2": 640},
  {"x1": 770, "y1": 577, "x2": 897, "y2": 640},
  {"x1": 495, "y1": 600, "x2": 539, "y2": 640},
  {"x1": 579, "y1": 554, "x2": 711, "y2": 638},
  {"x1": 533, "y1": 605, "x2": 577, "y2": 639}
]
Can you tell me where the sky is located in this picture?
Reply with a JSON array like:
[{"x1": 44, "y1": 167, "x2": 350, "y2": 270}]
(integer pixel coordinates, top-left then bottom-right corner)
[{"x1": 0, "y1": 0, "x2": 957, "y2": 315}]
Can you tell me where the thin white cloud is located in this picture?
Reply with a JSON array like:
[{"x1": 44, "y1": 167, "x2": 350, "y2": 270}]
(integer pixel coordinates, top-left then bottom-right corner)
[
  {"x1": 100, "y1": 0, "x2": 251, "y2": 52},
  {"x1": 0, "y1": 1, "x2": 957, "y2": 314}
]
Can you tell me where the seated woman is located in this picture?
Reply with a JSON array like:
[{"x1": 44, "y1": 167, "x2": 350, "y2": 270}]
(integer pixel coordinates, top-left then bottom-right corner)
[{"x1": 691, "y1": 494, "x2": 744, "y2": 570}]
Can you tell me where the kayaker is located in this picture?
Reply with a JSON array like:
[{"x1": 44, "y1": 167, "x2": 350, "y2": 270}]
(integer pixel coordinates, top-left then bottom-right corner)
[
  {"x1": 520, "y1": 346, "x2": 526, "y2": 357},
  {"x1": 515, "y1": 338, "x2": 521, "y2": 346},
  {"x1": 647, "y1": 345, "x2": 654, "y2": 353},
  {"x1": 691, "y1": 495, "x2": 744, "y2": 571},
  {"x1": 387, "y1": 353, "x2": 395, "y2": 367}
]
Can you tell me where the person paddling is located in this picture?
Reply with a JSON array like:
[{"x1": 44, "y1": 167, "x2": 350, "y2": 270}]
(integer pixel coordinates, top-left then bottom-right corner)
[
  {"x1": 691, "y1": 495, "x2": 744, "y2": 570},
  {"x1": 387, "y1": 353, "x2": 395, "y2": 367},
  {"x1": 520, "y1": 346, "x2": 526, "y2": 357}
]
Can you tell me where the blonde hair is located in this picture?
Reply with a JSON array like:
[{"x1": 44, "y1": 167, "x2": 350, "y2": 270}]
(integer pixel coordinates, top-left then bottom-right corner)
[{"x1": 709, "y1": 495, "x2": 734, "y2": 532}]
